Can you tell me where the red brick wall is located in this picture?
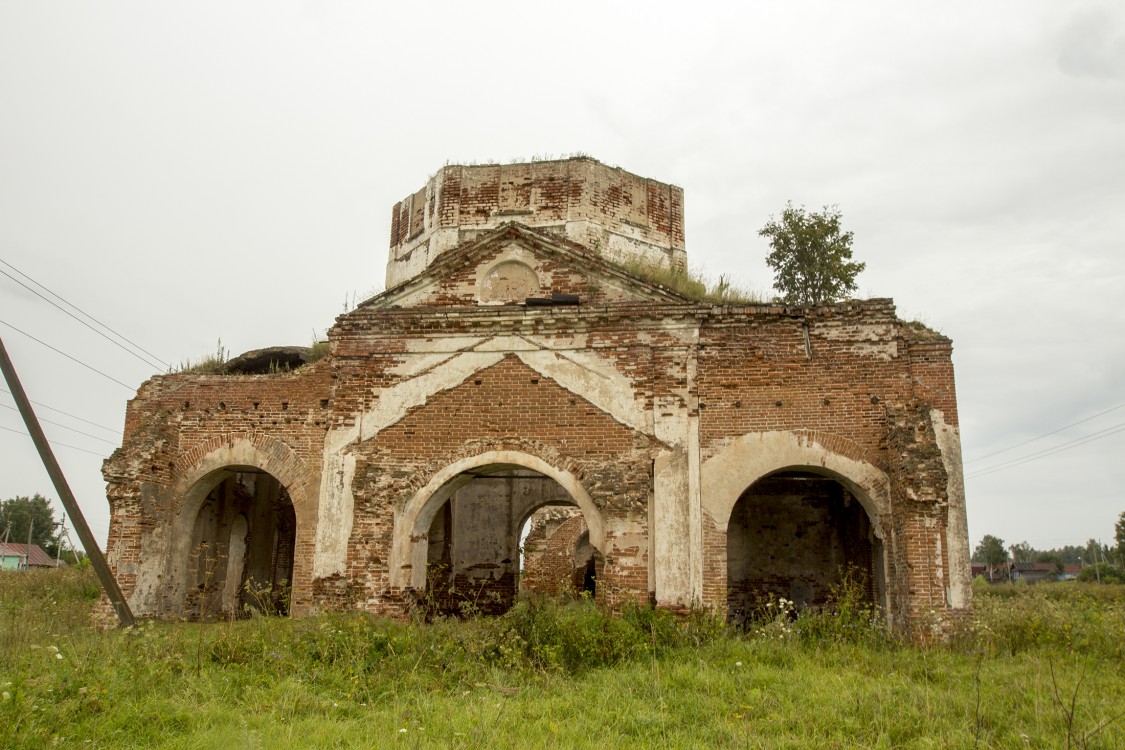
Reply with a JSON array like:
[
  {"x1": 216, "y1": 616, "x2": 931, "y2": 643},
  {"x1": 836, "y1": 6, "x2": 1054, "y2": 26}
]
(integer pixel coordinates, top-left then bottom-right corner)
[
  {"x1": 521, "y1": 511, "x2": 591, "y2": 597},
  {"x1": 390, "y1": 158, "x2": 684, "y2": 252},
  {"x1": 107, "y1": 278, "x2": 961, "y2": 627}
]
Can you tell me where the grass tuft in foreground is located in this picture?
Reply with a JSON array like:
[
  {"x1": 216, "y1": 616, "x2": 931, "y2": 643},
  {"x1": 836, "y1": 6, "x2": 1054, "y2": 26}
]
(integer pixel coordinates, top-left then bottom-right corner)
[{"x1": 2, "y1": 569, "x2": 1124, "y2": 748}]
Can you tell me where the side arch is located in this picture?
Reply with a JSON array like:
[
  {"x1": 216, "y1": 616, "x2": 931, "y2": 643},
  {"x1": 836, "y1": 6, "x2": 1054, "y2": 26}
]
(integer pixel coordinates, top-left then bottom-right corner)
[
  {"x1": 701, "y1": 431, "x2": 891, "y2": 534},
  {"x1": 170, "y1": 433, "x2": 315, "y2": 520},
  {"x1": 164, "y1": 435, "x2": 316, "y2": 615},
  {"x1": 388, "y1": 450, "x2": 605, "y2": 590}
]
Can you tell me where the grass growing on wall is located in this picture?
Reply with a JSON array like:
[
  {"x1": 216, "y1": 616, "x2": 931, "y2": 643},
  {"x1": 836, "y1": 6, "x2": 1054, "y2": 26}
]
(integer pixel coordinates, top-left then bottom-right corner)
[
  {"x1": 616, "y1": 259, "x2": 765, "y2": 305},
  {"x1": 2, "y1": 569, "x2": 1124, "y2": 748},
  {"x1": 174, "y1": 339, "x2": 227, "y2": 374}
]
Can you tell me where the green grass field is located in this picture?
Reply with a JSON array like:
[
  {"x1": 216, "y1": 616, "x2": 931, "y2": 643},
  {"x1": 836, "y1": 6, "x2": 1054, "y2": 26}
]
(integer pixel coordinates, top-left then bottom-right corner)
[{"x1": 2, "y1": 569, "x2": 1123, "y2": 749}]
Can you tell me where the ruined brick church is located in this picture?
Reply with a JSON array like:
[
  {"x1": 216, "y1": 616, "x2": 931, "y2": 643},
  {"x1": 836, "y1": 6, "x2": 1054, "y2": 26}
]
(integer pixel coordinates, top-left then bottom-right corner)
[{"x1": 103, "y1": 157, "x2": 970, "y2": 630}]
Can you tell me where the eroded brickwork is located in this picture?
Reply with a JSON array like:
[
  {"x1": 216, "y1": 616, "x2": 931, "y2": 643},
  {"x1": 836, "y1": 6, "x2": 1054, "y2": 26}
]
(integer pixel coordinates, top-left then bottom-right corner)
[
  {"x1": 387, "y1": 158, "x2": 686, "y2": 287},
  {"x1": 522, "y1": 508, "x2": 594, "y2": 598},
  {"x1": 103, "y1": 158, "x2": 969, "y2": 633}
]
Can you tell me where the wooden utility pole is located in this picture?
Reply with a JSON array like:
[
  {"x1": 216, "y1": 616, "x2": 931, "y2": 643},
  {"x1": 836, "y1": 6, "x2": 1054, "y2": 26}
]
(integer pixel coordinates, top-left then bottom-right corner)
[{"x1": 0, "y1": 336, "x2": 134, "y2": 626}]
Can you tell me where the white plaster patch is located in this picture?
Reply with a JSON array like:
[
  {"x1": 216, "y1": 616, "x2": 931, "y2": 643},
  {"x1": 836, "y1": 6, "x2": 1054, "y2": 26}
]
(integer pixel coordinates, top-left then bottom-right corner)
[
  {"x1": 386, "y1": 351, "x2": 457, "y2": 377},
  {"x1": 404, "y1": 336, "x2": 486, "y2": 354},
  {"x1": 525, "y1": 333, "x2": 589, "y2": 350},
  {"x1": 473, "y1": 336, "x2": 541, "y2": 352},
  {"x1": 817, "y1": 323, "x2": 897, "y2": 360},
  {"x1": 313, "y1": 442, "x2": 356, "y2": 578},
  {"x1": 846, "y1": 342, "x2": 898, "y2": 360},
  {"x1": 931, "y1": 408, "x2": 970, "y2": 609}
]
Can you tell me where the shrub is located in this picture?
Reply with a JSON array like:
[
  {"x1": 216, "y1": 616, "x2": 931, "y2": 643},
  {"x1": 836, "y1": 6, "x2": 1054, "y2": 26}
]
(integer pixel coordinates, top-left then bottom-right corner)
[
  {"x1": 498, "y1": 595, "x2": 688, "y2": 674},
  {"x1": 1076, "y1": 563, "x2": 1125, "y2": 584}
]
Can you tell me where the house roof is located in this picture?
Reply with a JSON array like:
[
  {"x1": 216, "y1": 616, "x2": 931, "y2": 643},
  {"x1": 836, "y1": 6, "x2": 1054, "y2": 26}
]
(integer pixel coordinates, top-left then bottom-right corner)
[
  {"x1": 0, "y1": 542, "x2": 57, "y2": 567},
  {"x1": 1011, "y1": 562, "x2": 1059, "y2": 573}
]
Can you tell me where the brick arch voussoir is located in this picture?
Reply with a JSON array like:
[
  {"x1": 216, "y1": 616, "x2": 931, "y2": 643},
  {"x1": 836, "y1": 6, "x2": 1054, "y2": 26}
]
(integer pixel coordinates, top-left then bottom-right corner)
[
  {"x1": 388, "y1": 440, "x2": 608, "y2": 591},
  {"x1": 405, "y1": 436, "x2": 593, "y2": 501},
  {"x1": 701, "y1": 429, "x2": 891, "y2": 539},
  {"x1": 790, "y1": 429, "x2": 889, "y2": 474},
  {"x1": 170, "y1": 432, "x2": 313, "y2": 512}
]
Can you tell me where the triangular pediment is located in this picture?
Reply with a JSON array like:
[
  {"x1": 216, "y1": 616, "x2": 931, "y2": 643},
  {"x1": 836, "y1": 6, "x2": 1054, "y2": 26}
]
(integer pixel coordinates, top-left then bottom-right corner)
[{"x1": 361, "y1": 223, "x2": 689, "y2": 310}]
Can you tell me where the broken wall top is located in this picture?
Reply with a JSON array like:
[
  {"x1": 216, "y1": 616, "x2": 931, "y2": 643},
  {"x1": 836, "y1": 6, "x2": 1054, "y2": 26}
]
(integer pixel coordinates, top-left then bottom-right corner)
[{"x1": 387, "y1": 157, "x2": 686, "y2": 288}]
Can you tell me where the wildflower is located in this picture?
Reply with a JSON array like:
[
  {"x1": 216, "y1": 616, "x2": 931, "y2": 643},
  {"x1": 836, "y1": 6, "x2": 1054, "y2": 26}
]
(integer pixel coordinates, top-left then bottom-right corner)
[
  {"x1": 2, "y1": 692, "x2": 10, "y2": 702},
  {"x1": 399, "y1": 728, "x2": 407, "y2": 733},
  {"x1": 735, "y1": 661, "x2": 743, "y2": 667}
]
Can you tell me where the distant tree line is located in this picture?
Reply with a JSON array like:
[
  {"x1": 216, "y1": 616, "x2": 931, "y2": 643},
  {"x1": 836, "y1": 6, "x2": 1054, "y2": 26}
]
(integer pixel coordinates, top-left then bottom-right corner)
[{"x1": 972, "y1": 512, "x2": 1125, "y2": 584}]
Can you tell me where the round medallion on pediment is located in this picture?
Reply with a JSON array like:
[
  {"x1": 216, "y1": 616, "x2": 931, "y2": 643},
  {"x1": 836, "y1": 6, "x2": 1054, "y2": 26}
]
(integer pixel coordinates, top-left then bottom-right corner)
[{"x1": 481, "y1": 260, "x2": 540, "y2": 303}]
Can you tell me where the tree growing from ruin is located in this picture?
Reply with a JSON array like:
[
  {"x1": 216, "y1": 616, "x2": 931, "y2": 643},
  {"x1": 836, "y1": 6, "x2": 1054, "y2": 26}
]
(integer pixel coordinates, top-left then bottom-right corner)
[{"x1": 759, "y1": 202, "x2": 865, "y2": 305}]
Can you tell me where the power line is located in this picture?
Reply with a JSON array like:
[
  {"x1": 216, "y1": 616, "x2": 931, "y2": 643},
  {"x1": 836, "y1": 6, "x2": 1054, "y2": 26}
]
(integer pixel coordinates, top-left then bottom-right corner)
[
  {"x1": 0, "y1": 424, "x2": 108, "y2": 458},
  {"x1": 966, "y1": 401, "x2": 1125, "y2": 464},
  {"x1": 0, "y1": 387, "x2": 120, "y2": 435},
  {"x1": 0, "y1": 266, "x2": 167, "y2": 372},
  {"x1": 0, "y1": 257, "x2": 171, "y2": 370},
  {"x1": 0, "y1": 319, "x2": 136, "y2": 391},
  {"x1": 967, "y1": 420, "x2": 1125, "y2": 479},
  {"x1": 0, "y1": 403, "x2": 119, "y2": 445}
]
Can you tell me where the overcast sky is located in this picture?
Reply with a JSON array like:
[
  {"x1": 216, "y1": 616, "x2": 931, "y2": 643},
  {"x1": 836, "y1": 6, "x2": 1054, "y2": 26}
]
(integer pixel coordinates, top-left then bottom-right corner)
[{"x1": 2, "y1": 1, "x2": 1123, "y2": 557}]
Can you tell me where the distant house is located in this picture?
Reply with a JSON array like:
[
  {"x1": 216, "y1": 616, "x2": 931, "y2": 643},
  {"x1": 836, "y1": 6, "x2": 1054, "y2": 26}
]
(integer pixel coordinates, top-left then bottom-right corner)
[
  {"x1": 1009, "y1": 561, "x2": 1060, "y2": 584},
  {"x1": 1059, "y1": 565, "x2": 1082, "y2": 581},
  {"x1": 0, "y1": 543, "x2": 59, "y2": 570},
  {"x1": 971, "y1": 561, "x2": 1064, "y2": 585}
]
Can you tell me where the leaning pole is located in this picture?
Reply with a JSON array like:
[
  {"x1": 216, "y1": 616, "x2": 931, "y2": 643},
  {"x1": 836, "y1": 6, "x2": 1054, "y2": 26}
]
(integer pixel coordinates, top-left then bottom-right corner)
[{"x1": 0, "y1": 336, "x2": 135, "y2": 627}]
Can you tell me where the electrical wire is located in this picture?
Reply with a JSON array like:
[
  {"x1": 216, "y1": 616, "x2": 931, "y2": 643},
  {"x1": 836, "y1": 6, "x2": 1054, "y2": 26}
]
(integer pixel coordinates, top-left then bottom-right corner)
[
  {"x1": 0, "y1": 267, "x2": 166, "y2": 372},
  {"x1": 0, "y1": 424, "x2": 109, "y2": 458},
  {"x1": 0, "y1": 319, "x2": 136, "y2": 390},
  {"x1": 965, "y1": 400, "x2": 1125, "y2": 464},
  {"x1": 0, "y1": 257, "x2": 171, "y2": 370},
  {"x1": 0, "y1": 403, "x2": 119, "y2": 445},
  {"x1": 0, "y1": 387, "x2": 120, "y2": 435},
  {"x1": 967, "y1": 420, "x2": 1125, "y2": 479}
]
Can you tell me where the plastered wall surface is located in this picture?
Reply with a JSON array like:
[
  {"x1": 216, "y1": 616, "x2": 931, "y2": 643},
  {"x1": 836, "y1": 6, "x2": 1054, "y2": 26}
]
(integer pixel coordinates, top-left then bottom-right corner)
[{"x1": 103, "y1": 158, "x2": 970, "y2": 633}]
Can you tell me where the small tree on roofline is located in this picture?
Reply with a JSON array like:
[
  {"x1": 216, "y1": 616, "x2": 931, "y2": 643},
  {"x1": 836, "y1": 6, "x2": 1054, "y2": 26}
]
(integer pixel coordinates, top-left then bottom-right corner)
[{"x1": 759, "y1": 202, "x2": 865, "y2": 305}]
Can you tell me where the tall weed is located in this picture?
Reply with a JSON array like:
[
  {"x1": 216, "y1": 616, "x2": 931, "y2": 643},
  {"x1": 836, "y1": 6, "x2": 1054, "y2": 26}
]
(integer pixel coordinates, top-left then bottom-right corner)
[{"x1": 962, "y1": 583, "x2": 1125, "y2": 658}]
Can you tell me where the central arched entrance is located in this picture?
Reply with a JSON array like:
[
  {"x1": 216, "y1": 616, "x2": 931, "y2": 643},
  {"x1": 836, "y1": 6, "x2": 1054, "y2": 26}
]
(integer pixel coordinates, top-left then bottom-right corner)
[
  {"x1": 183, "y1": 467, "x2": 296, "y2": 620},
  {"x1": 424, "y1": 466, "x2": 590, "y2": 615},
  {"x1": 393, "y1": 451, "x2": 606, "y2": 616},
  {"x1": 726, "y1": 469, "x2": 885, "y2": 625}
]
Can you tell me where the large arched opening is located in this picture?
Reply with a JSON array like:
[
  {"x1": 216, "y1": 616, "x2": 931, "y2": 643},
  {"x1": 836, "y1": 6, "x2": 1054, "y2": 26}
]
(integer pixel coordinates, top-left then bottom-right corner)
[
  {"x1": 726, "y1": 469, "x2": 885, "y2": 626},
  {"x1": 391, "y1": 451, "x2": 605, "y2": 617},
  {"x1": 180, "y1": 467, "x2": 296, "y2": 620}
]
